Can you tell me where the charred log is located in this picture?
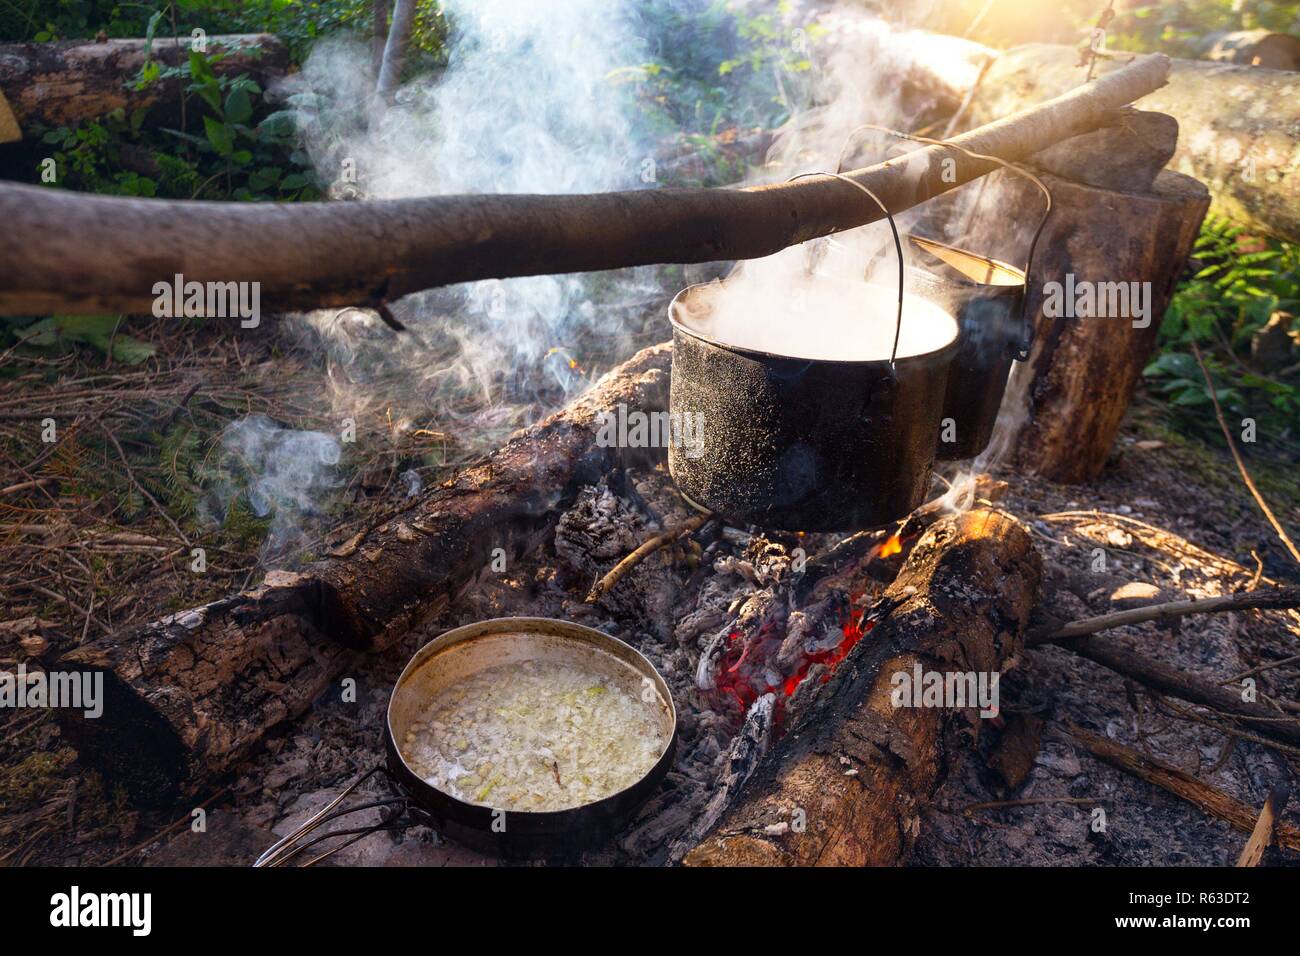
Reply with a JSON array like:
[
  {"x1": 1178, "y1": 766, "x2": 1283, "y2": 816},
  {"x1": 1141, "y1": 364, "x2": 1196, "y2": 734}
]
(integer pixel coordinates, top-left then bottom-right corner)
[
  {"x1": 683, "y1": 509, "x2": 1041, "y2": 866},
  {"x1": 54, "y1": 344, "x2": 671, "y2": 803}
]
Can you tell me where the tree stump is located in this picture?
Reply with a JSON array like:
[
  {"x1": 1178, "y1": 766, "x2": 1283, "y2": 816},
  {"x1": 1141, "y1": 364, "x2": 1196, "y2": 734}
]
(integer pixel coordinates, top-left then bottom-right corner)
[{"x1": 961, "y1": 167, "x2": 1210, "y2": 483}]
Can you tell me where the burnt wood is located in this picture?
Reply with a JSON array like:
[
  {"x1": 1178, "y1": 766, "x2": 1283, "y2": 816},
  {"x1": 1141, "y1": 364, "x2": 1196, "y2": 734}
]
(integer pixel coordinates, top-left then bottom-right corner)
[
  {"x1": 54, "y1": 344, "x2": 672, "y2": 805},
  {"x1": 684, "y1": 509, "x2": 1041, "y2": 866}
]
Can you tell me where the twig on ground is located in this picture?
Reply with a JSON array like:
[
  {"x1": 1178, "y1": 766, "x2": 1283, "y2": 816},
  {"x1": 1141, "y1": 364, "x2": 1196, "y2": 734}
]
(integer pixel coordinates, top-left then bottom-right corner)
[
  {"x1": 586, "y1": 512, "x2": 710, "y2": 603},
  {"x1": 1237, "y1": 787, "x2": 1290, "y2": 867},
  {"x1": 1191, "y1": 341, "x2": 1300, "y2": 565},
  {"x1": 100, "y1": 423, "x2": 191, "y2": 548},
  {"x1": 1026, "y1": 585, "x2": 1300, "y2": 644},
  {"x1": 1038, "y1": 632, "x2": 1300, "y2": 748},
  {"x1": 101, "y1": 787, "x2": 231, "y2": 867},
  {"x1": 957, "y1": 796, "x2": 1107, "y2": 815},
  {"x1": 1062, "y1": 723, "x2": 1300, "y2": 853}
]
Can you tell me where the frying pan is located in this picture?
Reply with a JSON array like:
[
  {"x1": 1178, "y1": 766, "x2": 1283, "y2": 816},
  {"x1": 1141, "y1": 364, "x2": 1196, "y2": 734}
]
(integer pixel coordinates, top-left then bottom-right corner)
[{"x1": 254, "y1": 617, "x2": 678, "y2": 865}]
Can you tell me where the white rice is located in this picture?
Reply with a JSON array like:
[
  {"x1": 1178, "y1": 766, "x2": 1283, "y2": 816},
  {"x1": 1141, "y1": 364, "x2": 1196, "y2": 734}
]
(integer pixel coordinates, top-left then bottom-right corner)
[{"x1": 399, "y1": 658, "x2": 668, "y2": 812}]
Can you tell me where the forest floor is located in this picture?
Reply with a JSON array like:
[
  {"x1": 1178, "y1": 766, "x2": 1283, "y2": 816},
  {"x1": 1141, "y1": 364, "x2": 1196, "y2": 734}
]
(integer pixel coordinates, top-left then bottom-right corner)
[{"x1": 1, "y1": 315, "x2": 1297, "y2": 867}]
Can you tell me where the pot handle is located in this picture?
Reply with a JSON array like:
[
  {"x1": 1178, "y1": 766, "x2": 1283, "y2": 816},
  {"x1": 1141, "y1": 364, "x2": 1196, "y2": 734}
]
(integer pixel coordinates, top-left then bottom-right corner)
[
  {"x1": 785, "y1": 171, "x2": 906, "y2": 370},
  {"x1": 252, "y1": 765, "x2": 419, "y2": 867},
  {"x1": 834, "y1": 125, "x2": 1053, "y2": 362}
]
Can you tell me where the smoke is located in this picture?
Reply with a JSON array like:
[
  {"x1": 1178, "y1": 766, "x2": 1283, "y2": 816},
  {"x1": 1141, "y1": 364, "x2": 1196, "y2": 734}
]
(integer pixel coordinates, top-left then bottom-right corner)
[
  {"x1": 208, "y1": 415, "x2": 343, "y2": 554},
  {"x1": 280, "y1": 0, "x2": 658, "y2": 454},
  {"x1": 687, "y1": 7, "x2": 972, "y2": 364}
]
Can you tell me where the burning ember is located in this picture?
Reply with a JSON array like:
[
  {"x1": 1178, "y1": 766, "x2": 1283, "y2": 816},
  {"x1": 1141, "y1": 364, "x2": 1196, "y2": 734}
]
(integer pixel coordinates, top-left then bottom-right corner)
[
  {"x1": 711, "y1": 593, "x2": 894, "y2": 720},
  {"x1": 879, "y1": 532, "x2": 903, "y2": 558}
]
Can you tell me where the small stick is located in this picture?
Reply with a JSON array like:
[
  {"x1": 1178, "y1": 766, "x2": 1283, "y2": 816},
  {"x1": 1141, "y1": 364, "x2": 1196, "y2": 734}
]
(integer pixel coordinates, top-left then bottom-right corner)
[
  {"x1": 1026, "y1": 585, "x2": 1300, "y2": 644},
  {"x1": 1040, "y1": 633, "x2": 1300, "y2": 748},
  {"x1": 1191, "y1": 341, "x2": 1300, "y2": 565},
  {"x1": 585, "y1": 512, "x2": 710, "y2": 603},
  {"x1": 1237, "y1": 787, "x2": 1290, "y2": 867},
  {"x1": 101, "y1": 787, "x2": 230, "y2": 867},
  {"x1": 101, "y1": 423, "x2": 191, "y2": 547},
  {"x1": 0, "y1": 477, "x2": 57, "y2": 496},
  {"x1": 1062, "y1": 723, "x2": 1300, "y2": 852}
]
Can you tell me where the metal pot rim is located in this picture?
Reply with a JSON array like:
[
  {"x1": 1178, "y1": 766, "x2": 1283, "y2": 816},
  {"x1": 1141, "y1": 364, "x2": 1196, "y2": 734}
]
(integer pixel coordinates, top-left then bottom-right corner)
[
  {"x1": 384, "y1": 616, "x2": 678, "y2": 822},
  {"x1": 668, "y1": 279, "x2": 961, "y2": 367}
]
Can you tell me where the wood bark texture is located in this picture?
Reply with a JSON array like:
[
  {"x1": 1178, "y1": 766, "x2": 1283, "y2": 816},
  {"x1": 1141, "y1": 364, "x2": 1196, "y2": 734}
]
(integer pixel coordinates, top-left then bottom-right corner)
[{"x1": 684, "y1": 509, "x2": 1041, "y2": 866}]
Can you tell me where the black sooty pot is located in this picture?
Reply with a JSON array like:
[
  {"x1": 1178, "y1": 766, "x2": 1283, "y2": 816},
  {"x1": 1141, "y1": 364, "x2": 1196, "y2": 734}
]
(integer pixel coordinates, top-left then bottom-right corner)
[
  {"x1": 910, "y1": 236, "x2": 1028, "y2": 462},
  {"x1": 668, "y1": 276, "x2": 959, "y2": 532}
]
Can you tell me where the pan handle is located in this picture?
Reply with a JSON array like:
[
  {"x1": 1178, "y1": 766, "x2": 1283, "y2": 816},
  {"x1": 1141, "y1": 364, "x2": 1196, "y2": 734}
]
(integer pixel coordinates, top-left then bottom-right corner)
[
  {"x1": 252, "y1": 765, "x2": 418, "y2": 868},
  {"x1": 785, "y1": 171, "x2": 906, "y2": 371},
  {"x1": 834, "y1": 124, "x2": 1053, "y2": 362}
]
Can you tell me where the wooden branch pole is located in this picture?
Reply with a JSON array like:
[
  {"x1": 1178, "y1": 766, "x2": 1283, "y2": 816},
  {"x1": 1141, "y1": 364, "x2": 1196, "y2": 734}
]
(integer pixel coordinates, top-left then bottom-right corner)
[
  {"x1": 0, "y1": 54, "x2": 1170, "y2": 316},
  {"x1": 684, "y1": 510, "x2": 1041, "y2": 866}
]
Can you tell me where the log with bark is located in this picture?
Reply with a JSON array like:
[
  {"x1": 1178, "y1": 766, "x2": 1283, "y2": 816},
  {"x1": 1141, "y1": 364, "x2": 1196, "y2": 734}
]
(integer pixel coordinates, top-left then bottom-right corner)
[
  {"x1": 0, "y1": 53, "x2": 1171, "y2": 316},
  {"x1": 683, "y1": 509, "x2": 1041, "y2": 866},
  {"x1": 54, "y1": 343, "x2": 671, "y2": 804},
  {"x1": 0, "y1": 35, "x2": 289, "y2": 133},
  {"x1": 1005, "y1": 168, "x2": 1208, "y2": 482},
  {"x1": 932, "y1": 148, "x2": 1209, "y2": 482},
  {"x1": 958, "y1": 44, "x2": 1300, "y2": 244}
]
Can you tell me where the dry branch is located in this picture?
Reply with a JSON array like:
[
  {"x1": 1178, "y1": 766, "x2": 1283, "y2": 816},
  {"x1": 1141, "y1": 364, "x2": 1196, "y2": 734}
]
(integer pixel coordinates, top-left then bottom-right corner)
[
  {"x1": 1064, "y1": 724, "x2": 1300, "y2": 853},
  {"x1": 1192, "y1": 342, "x2": 1300, "y2": 565},
  {"x1": 1237, "y1": 787, "x2": 1290, "y2": 867},
  {"x1": 1027, "y1": 585, "x2": 1300, "y2": 643},
  {"x1": 1046, "y1": 635, "x2": 1300, "y2": 749},
  {"x1": 0, "y1": 54, "x2": 1170, "y2": 316},
  {"x1": 585, "y1": 512, "x2": 710, "y2": 603}
]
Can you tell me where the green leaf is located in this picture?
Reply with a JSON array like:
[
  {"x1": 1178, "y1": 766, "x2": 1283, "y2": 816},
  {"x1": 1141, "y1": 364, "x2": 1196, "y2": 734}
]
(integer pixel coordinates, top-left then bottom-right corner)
[
  {"x1": 106, "y1": 335, "x2": 157, "y2": 366},
  {"x1": 143, "y1": 10, "x2": 164, "y2": 56},
  {"x1": 203, "y1": 116, "x2": 234, "y2": 156},
  {"x1": 189, "y1": 50, "x2": 216, "y2": 84},
  {"x1": 224, "y1": 87, "x2": 253, "y2": 124}
]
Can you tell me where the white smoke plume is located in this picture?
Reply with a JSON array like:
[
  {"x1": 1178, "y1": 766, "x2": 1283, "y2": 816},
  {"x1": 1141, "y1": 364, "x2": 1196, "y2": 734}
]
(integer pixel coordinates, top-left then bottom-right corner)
[{"x1": 280, "y1": 0, "x2": 659, "y2": 456}]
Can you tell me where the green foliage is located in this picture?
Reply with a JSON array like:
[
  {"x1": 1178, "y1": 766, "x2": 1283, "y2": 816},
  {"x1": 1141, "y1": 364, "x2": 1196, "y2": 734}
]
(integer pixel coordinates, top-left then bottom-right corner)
[
  {"x1": 1144, "y1": 217, "x2": 1300, "y2": 444},
  {"x1": 630, "y1": 0, "x2": 824, "y2": 142},
  {"x1": 1099, "y1": 2, "x2": 1300, "y2": 57},
  {"x1": 31, "y1": 43, "x2": 321, "y2": 201},
  {"x1": 1, "y1": 315, "x2": 156, "y2": 364}
]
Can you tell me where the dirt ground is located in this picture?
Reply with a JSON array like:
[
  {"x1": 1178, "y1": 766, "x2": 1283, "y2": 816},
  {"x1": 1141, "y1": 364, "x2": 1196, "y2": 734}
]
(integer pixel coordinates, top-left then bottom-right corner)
[{"x1": 1, "y1": 319, "x2": 1297, "y2": 867}]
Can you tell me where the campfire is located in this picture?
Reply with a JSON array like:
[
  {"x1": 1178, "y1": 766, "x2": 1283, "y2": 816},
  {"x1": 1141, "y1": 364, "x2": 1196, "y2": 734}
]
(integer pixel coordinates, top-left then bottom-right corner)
[{"x1": 5, "y1": 0, "x2": 1299, "y2": 885}]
